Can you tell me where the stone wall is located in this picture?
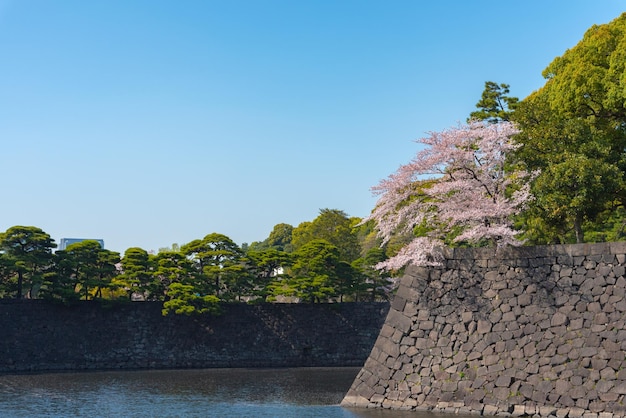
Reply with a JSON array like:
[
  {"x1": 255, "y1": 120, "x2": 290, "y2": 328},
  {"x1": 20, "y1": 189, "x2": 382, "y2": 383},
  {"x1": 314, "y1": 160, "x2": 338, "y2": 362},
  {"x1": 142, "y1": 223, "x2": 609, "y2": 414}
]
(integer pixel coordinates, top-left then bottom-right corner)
[
  {"x1": 342, "y1": 242, "x2": 626, "y2": 417},
  {"x1": 0, "y1": 301, "x2": 388, "y2": 373}
]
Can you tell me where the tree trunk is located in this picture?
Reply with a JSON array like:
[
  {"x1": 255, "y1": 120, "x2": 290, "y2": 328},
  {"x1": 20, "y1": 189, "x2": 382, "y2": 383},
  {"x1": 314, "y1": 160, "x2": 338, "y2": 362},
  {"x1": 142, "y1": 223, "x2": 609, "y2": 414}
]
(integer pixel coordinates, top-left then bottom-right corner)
[
  {"x1": 574, "y1": 215, "x2": 584, "y2": 244},
  {"x1": 16, "y1": 270, "x2": 23, "y2": 299}
]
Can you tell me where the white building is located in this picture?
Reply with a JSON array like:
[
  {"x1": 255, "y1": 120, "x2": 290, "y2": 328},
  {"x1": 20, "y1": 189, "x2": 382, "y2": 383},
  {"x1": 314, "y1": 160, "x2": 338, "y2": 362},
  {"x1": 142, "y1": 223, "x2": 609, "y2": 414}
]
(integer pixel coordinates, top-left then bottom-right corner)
[{"x1": 58, "y1": 238, "x2": 105, "y2": 251}]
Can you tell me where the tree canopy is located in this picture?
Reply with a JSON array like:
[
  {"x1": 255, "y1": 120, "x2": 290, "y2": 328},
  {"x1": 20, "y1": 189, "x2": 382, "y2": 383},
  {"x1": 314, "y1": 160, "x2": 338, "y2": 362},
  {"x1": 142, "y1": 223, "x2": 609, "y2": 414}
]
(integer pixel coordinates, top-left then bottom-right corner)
[
  {"x1": 0, "y1": 226, "x2": 56, "y2": 299},
  {"x1": 469, "y1": 81, "x2": 518, "y2": 123},
  {"x1": 292, "y1": 209, "x2": 361, "y2": 262},
  {"x1": 365, "y1": 121, "x2": 531, "y2": 270},
  {"x1": 512, "y1": 12, "x2": 626, "y2": 243}
]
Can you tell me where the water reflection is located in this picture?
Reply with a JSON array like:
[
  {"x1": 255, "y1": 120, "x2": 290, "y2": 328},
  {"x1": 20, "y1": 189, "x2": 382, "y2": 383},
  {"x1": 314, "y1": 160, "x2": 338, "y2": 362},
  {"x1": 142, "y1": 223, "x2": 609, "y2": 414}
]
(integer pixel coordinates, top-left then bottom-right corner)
[{"x1": 0, "y1": 368, "x2": 471, "y2": 418}]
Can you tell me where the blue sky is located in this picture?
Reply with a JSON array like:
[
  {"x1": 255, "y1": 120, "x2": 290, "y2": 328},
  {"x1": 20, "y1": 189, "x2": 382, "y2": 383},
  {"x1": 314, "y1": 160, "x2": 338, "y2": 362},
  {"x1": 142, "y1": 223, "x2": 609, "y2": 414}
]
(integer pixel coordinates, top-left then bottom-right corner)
[{"x1": 1, "y1": 1, "x2": 624, "y2": 254}]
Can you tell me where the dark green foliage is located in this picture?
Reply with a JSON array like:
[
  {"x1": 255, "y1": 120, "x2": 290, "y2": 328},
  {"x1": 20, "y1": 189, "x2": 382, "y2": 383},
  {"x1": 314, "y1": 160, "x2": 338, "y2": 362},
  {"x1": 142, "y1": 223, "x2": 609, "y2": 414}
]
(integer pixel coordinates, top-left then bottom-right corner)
[
  {"x1": 266, "y1": 223, "x2": 294, "y2": 252},
  {"x1": 292, "y1": 209, "x2": 361, "y2": 262},
  {"x1": 351, "y1": 248, "x2": 393, "y2": 302},
  {"x1": 511, "y1": 13, "x2": 626, "y2": 243},
  {"x1": 469, "y1": 81, "x2": 518, "y2": 123},
  {"x1": 0, "y1": 252, "x2": 18, "y2": 298},
  {"x1": 181, "y1": 233, "x2": 244, "y2": 299},
  {"x1": 119, "y1": 247, "x2": 155, "y2": 300},
  {"x1": 161, "y1": 282, "x2": 221, "y2": 316},
  {"x1": 152, "y1": 251, "x2": 197, "y2": 299},
  {"x1": 0, "y1": 204, "x2": 391, "y2": 307},
  {"x1": 246, "y1": 248, "x2": 293, "y2": 301},
  {"x1": 0, "y1": 226, "x2": 56, "y2": 299},
  {"x1": 279, "y1": 239, "x2": 340, "y2": 303},
  {"x1": 46, "y1": 240, "x2": 120, "y2": 302}
]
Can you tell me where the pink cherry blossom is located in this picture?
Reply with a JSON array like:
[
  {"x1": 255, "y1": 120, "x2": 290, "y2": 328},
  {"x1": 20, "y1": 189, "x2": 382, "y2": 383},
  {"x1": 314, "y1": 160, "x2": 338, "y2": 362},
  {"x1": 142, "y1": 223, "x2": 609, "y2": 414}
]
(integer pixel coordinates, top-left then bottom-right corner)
[{"x1": 365, "y1": 120, "x2": 532, "y2": 271}]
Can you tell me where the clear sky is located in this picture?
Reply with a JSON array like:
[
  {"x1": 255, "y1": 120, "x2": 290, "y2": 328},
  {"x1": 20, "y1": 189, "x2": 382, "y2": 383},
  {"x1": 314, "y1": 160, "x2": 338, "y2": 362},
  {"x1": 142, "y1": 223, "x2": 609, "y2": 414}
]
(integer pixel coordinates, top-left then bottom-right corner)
[{"x1": 0, "y1": 1, "x2": 624, "y2": 254}]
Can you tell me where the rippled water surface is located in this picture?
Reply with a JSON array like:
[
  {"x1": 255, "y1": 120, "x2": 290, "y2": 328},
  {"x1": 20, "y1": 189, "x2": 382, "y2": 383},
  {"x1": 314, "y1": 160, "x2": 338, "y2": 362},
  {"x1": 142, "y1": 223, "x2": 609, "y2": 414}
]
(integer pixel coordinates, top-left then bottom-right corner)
[{"x1": 0, "y1": 367, "x2": 466, "y2": 417}]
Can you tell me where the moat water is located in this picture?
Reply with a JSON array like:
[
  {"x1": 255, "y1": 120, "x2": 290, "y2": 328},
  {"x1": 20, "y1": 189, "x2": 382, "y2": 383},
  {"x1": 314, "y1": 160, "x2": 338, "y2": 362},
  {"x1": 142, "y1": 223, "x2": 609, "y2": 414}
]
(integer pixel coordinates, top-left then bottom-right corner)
[{"x1": 0, "y1": 367, "x2": 473, "y2": 417}]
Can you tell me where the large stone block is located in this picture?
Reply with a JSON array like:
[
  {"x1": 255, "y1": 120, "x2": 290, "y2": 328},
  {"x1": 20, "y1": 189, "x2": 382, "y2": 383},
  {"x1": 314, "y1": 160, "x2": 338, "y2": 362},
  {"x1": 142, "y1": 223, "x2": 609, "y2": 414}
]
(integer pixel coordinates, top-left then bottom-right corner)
[
  {"x1": 609, "y1": 242, "x2": 626, "y2": 255},
  {"x1": 477, "y1": 320, "x2": 492, "y2": 334},
  {"x1": 551, "y1": 312, "x2": 569, "y2": 327},
  {"x1": 386, "y1": 309, "x2": 412, "y2": 334}
]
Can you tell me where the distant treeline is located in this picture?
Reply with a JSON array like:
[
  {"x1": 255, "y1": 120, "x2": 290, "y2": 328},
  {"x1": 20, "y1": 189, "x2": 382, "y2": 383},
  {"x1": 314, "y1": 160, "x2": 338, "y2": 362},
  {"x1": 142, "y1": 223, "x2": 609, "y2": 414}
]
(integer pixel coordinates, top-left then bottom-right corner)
[{"x1": 0, "y1": 209, "x2": 394, "y2": 315}]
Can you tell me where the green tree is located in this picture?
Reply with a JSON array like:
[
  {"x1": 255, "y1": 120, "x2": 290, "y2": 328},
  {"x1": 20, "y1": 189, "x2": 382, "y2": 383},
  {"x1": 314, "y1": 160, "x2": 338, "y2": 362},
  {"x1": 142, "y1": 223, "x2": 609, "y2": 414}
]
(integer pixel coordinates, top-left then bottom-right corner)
[
  {"x1": 291, "y1": 221, "x2": 313, "y2": 252},
  {"x1": 540, "y1": 13, "x2": 626, "y2": 126},
  {"x1": 45, "y1": 249, "x2": 79, "y2": 303},
  {"x1": 334, "y1": 261, "x2": 357, "y2": 302},
  {"x1": 292, "y1": 209, "x2": 361, "y2": 262},
  {"x1": 0, "y1": 251, "x2": 17, "y2": 298},
  {"x1": 469, "y1": 81, "x2": 518, "y2": 123},
  {"x1": 92, "y1": 247, "x2": 120, "y2": 299},
  {"x1": 526, "y1": 152, "x2": 621, "y2": 243},
  {"x1": 278, "y1": 239, "x2": 340, "y2": 303},
  {"x1": 0, "y1": 226, "x2": 56, "y2": 298},
  {"x1": 351, "y1": 247, "x2": 393, "y2": 302},
  {"x1": 512, "y1": 14, "x2": 626, "y2": 242},
  {"x1": 352, "y1": 218, "x2": 380, "y2": 258},
  {"x1": 246, "y1": 248, "x2": 292, "y2": 301},
  {"x1": 266, "y1": 223, "x2": 294, "y2": 252},
  {"x1": 181, "y1": 233, "x2": 244, "y2": 299},
  {"x1": 247, "y1": 223, "x2": 294, "y2": 253},
  {"x1": 49, "y1": 240, "x2": 120, "y2": 300},
  {"x1": 118, "y1": 247, "x2": 155, "y2": 300},
  {"x1": 221, "y1": 255, "x2": 253, "y2": 302},
  {"x1": 161, "y1": 282, "x2": 220, "y2": 316},
  {"x1": 152, "y1": 251, "x2": 197, "y2": 300}
]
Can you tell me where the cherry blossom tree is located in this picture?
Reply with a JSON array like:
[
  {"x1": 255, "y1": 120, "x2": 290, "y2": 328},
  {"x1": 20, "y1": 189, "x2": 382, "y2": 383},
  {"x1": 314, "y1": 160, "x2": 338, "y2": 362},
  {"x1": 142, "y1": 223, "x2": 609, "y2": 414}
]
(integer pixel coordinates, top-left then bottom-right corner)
[{"x1": 364, "y1": 120, "x2": 532, "y2": 270}]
